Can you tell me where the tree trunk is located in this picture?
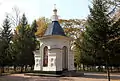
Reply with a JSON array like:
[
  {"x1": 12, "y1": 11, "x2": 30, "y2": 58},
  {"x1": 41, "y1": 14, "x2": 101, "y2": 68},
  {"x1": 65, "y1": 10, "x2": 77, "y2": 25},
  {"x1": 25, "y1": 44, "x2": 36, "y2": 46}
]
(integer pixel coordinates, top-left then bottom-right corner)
[
  {"x1": 86, "y1": 65, "x2": 88, "y2": 71},
  {"x1": 106, "y1": 62, "x2": 110, "y2": 81},
  {"x1": 25, "y1": 65, "x2": 27, "y2": 72},
  {"x1": 20, "y1": 66, "x2": 24, "y2": 73},
  {"x1": 117, "y1": 67, "x2": 119, "y2": 72},
  {"x1": 7, "y1": 66, "x2": 9, "y2": 73},
  {"x1": 14, "y1": 65, "x2": 16, "y2": 72},
  {"x1": 1, "y1": 67, "x2": 4, "y2": 73},
  {"x1": 83, "y1": 64, "x2": 85, "y2": 71},
  {"x1": 76, "y1": 65, "x2": 78, "y2": 71},
  {"x1": 0, "y1": 67, "x2": 2, "y2": 76},
  {"x1": 110, "y1": 66, "x2": 112, "y2": 72},
  {"x1": 30, "y1": 65, "x2": 34, "y2": 71}
]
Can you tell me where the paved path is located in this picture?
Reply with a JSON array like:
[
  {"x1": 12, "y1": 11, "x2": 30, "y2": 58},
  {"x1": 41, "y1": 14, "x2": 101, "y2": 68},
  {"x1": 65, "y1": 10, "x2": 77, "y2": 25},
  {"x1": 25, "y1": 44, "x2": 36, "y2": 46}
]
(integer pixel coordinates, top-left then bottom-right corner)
[{"x1": 0, "y1": 73, "x2": 120, "y2": 81}]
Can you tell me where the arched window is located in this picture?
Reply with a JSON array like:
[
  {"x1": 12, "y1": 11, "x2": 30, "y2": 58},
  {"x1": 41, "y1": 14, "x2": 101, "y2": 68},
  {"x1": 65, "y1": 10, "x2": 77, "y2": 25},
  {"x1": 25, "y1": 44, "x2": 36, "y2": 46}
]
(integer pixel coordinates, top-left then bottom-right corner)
[
  {"x1": 43, "y1": 46, "x2": 48, "y2": 67},
  {"x1": 62, "y1": 46, "x2": 68, "y2": 70}
]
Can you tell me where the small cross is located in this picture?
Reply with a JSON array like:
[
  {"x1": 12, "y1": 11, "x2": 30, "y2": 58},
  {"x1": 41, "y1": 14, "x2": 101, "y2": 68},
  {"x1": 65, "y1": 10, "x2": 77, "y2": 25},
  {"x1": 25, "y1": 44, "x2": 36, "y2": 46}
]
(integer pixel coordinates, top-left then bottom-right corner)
[{"x1": 54, "y1": 4, "x2": 56, "y2": 9}]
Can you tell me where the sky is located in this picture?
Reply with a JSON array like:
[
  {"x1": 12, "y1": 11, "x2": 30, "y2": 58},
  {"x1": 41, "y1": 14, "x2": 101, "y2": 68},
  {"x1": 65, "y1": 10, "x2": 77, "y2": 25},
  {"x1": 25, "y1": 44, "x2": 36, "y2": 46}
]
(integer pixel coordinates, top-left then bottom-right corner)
[{"x1": 0, "y1": 0, "x2": 91, "y2": 26}]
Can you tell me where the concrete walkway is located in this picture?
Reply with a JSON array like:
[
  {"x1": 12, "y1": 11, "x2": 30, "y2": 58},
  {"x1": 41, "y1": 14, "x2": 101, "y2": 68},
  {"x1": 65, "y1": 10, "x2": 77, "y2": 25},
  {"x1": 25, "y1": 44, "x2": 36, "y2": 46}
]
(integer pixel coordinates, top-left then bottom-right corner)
[{"x1": 0, "y1": 72, "x2": 120, "y2": 81}]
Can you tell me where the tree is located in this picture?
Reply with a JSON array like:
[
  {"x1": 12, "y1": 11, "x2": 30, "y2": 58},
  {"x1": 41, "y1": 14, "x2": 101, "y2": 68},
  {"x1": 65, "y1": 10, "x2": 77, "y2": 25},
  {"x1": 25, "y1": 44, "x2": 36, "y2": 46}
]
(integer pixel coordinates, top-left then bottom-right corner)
[
  {"x1": 107, "y1": 17, "x2": 120, "y2": 67},
  {"x1": 106, "y1": 0, "x2": 120, "y2": 15},
  {"x1": 0, "y1": 16, "x2": 13, "y2": 73},
  {"x1": 81, "y1": 0, "x2": 120, "y2": 81},
  {"x1": 74, "y1": 32, "x2": 84, "y2": 70},
  {"x1": 59, "y1": 19, "x2": 86, "y2": 69},
  {"x1": 10, "y1": 14, "x2": 38, "y2": 72},
  {"x1": 35, "y1": 17, "x2": 51, "y2": 37},
  {"x1": 28, "y1": 20, "x2": 38, "y2": 70},
  {"x1": 7, "y1": 6, "x2": 21, "y2": 27},
  {"x1": 0, "y1": 28, "x2": 2, "y2": 33},
  {"x1": 59, "y1": 19, "x2": 86, "y2": 38},
  {"x1": 8, "y1": 32, "x2": 20, "y2": 72},
  {"x1": 11, "y1": 14, "x2": 30, "y2": 72}
]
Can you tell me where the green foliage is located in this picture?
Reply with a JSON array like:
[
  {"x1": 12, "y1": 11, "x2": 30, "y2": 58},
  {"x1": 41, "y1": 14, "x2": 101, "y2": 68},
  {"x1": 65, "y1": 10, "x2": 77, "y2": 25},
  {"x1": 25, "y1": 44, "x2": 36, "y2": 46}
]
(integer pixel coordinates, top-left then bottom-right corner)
[
  {"x1": 107, "y1": 18, "x2": 120, "y2": 66},
  {"x1": 82, "y1": 0, "x2": 110, "y2": 66},
  {"x1": 81, "y1": 0, "x2": 120, "y2": 67},
  {"x1": 0, "y1": 16, "x2": 13, "y2": 66},
  {"x1": 31, "y1": 20, "x2": 38, "y2": 50},
  {"x1": 10, "y1": 14, "x2": 37, "y2": 68},
  {"x1": 80, "y1": 1, "x2": 120, "y2": 80}
]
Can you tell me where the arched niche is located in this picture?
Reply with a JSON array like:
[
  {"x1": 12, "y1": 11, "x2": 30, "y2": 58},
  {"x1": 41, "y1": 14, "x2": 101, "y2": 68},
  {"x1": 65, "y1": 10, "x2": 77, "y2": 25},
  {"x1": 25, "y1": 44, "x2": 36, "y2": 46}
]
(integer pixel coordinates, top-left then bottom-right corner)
[
  {"x1": 62, "y1": 46, "x2": 68, "y2": 70},
  {"x1": 43, "y1": 46, "x2": 48, "y2": 67}
]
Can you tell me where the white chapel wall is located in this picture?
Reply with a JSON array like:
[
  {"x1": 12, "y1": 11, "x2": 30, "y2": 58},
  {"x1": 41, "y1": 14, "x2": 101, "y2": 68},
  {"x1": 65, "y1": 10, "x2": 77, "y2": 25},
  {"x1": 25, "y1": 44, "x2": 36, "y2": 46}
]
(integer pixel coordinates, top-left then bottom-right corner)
[{"x1": 36, "y1": 36, "x2": 75, "y2": 71}]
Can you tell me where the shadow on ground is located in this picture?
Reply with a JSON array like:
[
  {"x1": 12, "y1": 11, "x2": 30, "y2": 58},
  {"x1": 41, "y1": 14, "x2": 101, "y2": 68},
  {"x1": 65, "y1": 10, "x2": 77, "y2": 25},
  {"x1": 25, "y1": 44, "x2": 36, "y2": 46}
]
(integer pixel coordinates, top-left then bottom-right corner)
[{"x1": 84, "y1": 73, "x2": 120, "y2": 80}]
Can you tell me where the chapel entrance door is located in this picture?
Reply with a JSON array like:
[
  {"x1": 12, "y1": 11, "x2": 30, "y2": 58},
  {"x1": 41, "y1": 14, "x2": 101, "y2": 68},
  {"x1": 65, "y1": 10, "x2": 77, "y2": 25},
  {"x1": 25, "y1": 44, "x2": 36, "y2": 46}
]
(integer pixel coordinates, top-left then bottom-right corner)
[{"x1": 62, "y1": 46, "x2": 68, "y2": 71}]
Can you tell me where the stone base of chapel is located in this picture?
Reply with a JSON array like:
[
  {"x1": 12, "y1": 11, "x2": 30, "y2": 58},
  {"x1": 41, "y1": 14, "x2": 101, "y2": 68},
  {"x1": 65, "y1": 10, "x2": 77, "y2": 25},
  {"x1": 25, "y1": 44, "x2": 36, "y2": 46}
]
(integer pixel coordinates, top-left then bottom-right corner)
[{"x1": 33, "y1": 70, "x2": 84, "y2": 76}]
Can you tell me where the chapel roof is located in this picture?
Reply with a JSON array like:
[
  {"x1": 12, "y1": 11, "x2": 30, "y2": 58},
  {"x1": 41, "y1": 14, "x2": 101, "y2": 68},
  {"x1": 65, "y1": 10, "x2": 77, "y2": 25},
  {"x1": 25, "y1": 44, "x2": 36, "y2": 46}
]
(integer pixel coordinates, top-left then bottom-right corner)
[
  {"x1": 44, "y1": 21, "x2": 65, "y2": 36},
  {"x1": 44, "y1": 5, "x2": 66, "y2": 36}
]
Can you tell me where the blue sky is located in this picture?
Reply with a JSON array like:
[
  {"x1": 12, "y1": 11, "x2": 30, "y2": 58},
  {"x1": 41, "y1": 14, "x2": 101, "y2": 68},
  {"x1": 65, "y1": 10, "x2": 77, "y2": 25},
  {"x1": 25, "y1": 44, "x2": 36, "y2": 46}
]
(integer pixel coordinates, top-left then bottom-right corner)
[{"x1": 0, "y1": 0, "x2": 91, "y2": 26}]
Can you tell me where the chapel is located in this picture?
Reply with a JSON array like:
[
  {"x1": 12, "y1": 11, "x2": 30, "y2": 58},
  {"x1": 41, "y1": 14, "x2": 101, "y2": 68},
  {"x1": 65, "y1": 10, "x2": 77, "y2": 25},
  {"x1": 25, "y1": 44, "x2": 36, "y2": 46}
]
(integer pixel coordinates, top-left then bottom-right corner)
[{"x1": 34, "y1": 6, "x2": 74, "y2": 74}]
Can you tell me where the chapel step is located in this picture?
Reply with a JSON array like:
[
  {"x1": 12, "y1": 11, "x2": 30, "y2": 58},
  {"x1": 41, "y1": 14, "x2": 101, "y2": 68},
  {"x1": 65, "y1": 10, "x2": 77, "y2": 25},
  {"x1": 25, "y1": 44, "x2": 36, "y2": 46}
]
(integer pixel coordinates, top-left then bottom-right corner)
[{"x1": 61, "y1": 70, "x2": 84, "y2": 77}]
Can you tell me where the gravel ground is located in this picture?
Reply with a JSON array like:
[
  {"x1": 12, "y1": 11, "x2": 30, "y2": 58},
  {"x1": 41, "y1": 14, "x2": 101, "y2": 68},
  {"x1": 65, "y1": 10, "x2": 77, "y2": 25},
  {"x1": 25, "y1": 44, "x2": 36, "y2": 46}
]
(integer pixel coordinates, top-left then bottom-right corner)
[{"x1": 0, "y1": 73, "x2": 120, "y2": 81}]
